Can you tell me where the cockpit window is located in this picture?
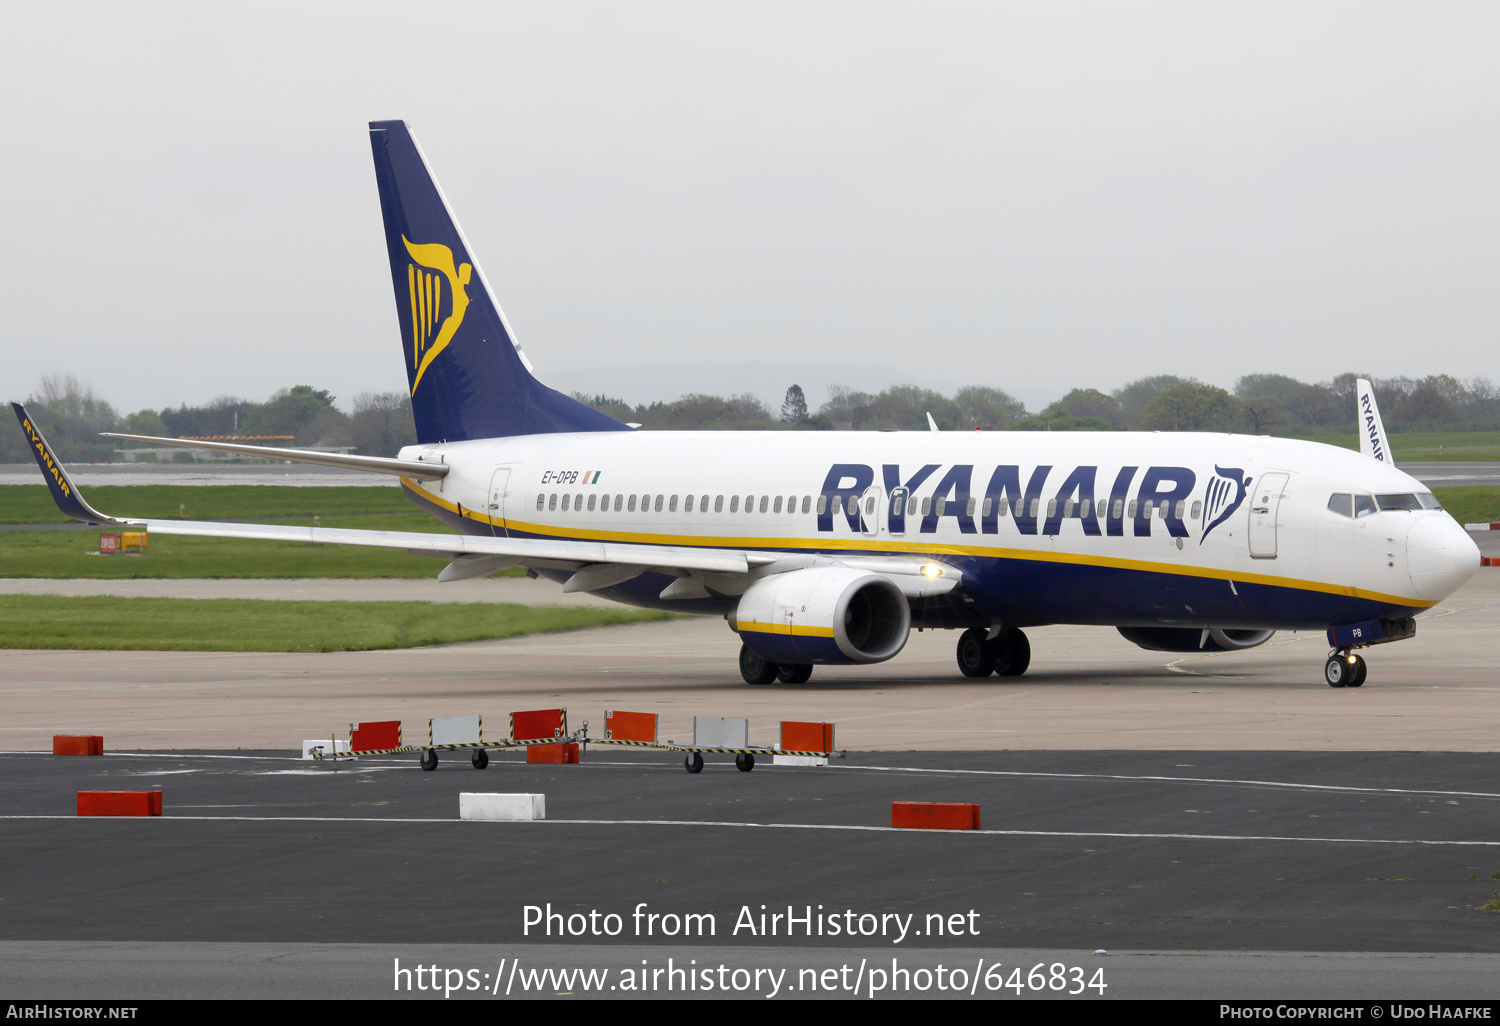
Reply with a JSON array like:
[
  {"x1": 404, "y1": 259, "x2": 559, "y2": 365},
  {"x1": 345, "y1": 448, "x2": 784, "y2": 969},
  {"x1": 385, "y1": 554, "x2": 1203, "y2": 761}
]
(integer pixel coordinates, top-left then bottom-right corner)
[
  {"x1": 1326, "y1": 493, "x2": 1353, "y2": 518},
  {"x1": 1376, "y1": 493, "x2": 1423, "y2": 512},
  {"x1": 1417, "y1": 492, "x2": 1443, "y2": 510},
  {"x1": 1354, "y1": 494, "x2": 1378, "y2": 518}
]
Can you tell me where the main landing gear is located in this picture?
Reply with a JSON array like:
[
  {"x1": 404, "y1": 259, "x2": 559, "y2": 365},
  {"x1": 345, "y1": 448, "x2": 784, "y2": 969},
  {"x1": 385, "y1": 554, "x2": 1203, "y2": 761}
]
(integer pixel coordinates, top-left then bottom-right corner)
[
  {"x1": 957, "y1": 627, "x2": 1031, "y2": 678},
  {"x1": 739, "y1": 643, "x2": 813, "y2": 685},
  {"x1": 1324, "y1": 652, "x2": 1367, "y2": 688}
]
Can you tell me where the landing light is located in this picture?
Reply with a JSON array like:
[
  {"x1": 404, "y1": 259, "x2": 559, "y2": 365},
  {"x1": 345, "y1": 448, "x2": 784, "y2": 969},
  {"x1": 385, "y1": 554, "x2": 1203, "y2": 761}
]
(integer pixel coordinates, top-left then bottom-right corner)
[{"x1": 919, "y1": 565, "x2": 944, "y2": 578}]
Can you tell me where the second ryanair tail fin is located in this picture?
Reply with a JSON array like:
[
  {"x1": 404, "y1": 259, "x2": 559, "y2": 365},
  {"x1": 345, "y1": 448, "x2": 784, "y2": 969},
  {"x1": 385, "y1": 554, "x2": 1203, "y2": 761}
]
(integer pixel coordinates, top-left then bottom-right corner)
[
  {"x1": 1356, "y1": 378, "x2": 1392, "y2": 464},
  {"x1": 368, "y1": 120, "x2": 628, "y2": 443}
]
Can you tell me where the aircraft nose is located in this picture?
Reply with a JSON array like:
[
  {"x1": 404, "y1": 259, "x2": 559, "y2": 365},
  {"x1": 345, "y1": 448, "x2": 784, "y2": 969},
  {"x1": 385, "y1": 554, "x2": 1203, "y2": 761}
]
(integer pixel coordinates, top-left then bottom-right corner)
[{"x1": 1406, "y1": 513, "x2": 1480, "y2": 600}]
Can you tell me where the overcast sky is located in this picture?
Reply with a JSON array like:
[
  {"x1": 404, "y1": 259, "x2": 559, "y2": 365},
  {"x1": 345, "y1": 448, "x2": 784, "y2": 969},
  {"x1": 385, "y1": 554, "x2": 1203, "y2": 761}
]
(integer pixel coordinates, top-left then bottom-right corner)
[{"x1": 2, "y1": 2, "x2": 1496, "y2": 415}]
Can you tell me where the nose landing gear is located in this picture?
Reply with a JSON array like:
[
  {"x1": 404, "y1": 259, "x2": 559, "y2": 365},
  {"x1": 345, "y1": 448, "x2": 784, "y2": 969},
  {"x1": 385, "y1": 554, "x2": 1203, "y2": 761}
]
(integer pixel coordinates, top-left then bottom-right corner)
[{"x1": 1324, "y1": 652, "x2": 1367, "y2": 688}]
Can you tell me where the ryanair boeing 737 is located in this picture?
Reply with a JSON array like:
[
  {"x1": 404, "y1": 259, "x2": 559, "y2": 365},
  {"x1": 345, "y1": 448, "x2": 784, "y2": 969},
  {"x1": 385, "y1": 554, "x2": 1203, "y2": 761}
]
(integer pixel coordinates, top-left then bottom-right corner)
[{"x1": 14, "y1": 121, "x2": 1481, "y2": 688}]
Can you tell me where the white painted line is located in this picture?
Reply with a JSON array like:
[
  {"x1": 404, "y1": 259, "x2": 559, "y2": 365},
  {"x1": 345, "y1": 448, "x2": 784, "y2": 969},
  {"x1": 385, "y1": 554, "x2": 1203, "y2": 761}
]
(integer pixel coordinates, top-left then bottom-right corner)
[
  {"x1": 0, "y1": 814, "x2": 1494, "y2": 846},
  {"x1": 829, "y1": 764, "x2": 1500, "y2": 802}
]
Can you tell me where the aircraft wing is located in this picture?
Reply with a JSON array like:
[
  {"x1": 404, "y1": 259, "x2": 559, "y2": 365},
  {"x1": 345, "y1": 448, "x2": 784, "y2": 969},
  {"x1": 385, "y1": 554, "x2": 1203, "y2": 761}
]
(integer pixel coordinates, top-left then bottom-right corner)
[{"x1": 12, "y1": 402, "x2": 764, "y2": 576}]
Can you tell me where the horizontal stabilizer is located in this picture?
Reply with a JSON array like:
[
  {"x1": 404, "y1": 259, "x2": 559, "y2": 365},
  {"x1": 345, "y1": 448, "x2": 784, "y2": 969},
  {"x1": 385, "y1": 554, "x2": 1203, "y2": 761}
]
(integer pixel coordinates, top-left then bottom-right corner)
[{"x1": 101, "y1": 433, "x2": 448, "y2": 480}]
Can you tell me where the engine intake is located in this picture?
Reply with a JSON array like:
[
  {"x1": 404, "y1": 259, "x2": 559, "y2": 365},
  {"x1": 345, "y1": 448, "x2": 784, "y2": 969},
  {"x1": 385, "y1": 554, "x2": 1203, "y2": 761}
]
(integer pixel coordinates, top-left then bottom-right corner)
[
  {"x1": 734, "y1": 567, "x2": 910, "y2": 665},
  {"x1": 1117, "y1": 626, "x2": 1276, "y2": 653}
]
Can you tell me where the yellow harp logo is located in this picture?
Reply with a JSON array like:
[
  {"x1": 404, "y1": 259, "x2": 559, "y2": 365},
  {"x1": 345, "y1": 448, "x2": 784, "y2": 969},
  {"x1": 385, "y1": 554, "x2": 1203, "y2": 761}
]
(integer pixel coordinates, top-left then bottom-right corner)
[{"x1": 403, "y1": 236, "x2": 472, "y2": 394}]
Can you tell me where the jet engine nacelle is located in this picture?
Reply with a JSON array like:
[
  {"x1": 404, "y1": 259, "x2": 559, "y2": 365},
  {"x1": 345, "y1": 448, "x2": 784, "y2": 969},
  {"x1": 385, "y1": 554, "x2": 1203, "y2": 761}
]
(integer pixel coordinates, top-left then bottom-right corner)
[
  {"x1": 1117, "y1": 626, "x2": 1276, "y2": 653},
  {"x1": 734, "y1": 567, "x2": 910, "y2": 665}
]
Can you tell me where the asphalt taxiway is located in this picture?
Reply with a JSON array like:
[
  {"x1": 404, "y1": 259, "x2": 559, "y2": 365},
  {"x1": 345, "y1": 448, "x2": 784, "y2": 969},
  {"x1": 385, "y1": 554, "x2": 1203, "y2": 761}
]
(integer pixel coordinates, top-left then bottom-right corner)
[{"x1": 2, "y1": 747, "x2": 1499, "y2": 998}]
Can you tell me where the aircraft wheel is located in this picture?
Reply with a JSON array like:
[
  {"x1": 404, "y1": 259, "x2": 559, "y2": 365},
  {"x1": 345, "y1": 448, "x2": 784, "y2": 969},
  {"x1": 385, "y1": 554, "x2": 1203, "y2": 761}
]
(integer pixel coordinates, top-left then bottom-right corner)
[
  {"x1": 735, "y1": 753, "x2": 755, "y2": 772},
  {"x1": 420, "y1": 749, "x2": 438, "y2": 771},
  {"x1": 956, "y1": 628, "x2": 995, "y2": 677},
  {"x1": 739, "y1": 644, "x2": 780, "y2": 685},
  {"x1": 993, "y1": 628, "x2": 1032, "y2": 677},
  {"x1": 684, "y1": 753, "x2": 704, "y2": 774},
  {"x1": 777, "y1": 664, "x2": 813, "y2": 684},
  {"x1": 1347, "y1": 655, "x2": 1367, "y2": 688},
  {"x1": 1324, "y1": 656, "x2": 1351, "y2": 687},
  {"x1": 471, "y1": 749, "x2": 489, "y2": 769}
]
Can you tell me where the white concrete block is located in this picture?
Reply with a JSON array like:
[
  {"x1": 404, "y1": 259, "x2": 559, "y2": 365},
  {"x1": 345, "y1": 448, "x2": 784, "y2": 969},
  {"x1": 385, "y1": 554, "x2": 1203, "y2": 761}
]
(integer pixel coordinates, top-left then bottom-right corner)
[
  {"x1": 460, "y1": 793, "x2": 545, "y2": 822},
  {"x1": 773, "y1": 755, "x2": 828, "y2": 767},
  {"x1": 431, "y1": 714, "x2": 481, "y2": 747},
  {"x1": 693, "y1": 716, "x2": 748, "y2": 748},
  {"x1": 302, "y1": 739, "x2": 352, "y2": 761}
]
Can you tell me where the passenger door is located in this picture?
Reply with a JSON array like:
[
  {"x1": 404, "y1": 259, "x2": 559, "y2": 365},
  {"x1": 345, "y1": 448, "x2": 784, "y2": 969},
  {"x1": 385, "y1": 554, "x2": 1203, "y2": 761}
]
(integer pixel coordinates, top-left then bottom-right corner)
[
  {"x1": 488, "y1": 468, "x2": 511, "y2": 538},
  {"x1": 1248, "y1": 472, "x2": 1288, "y2": 559}
]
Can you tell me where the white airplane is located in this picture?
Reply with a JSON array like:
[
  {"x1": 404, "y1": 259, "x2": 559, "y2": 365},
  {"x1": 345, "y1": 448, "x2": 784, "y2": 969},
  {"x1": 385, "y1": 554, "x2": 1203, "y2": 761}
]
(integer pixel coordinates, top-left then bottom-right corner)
[{"x1": 14, "y1": 121, "x2": 1480, "y2": 689}]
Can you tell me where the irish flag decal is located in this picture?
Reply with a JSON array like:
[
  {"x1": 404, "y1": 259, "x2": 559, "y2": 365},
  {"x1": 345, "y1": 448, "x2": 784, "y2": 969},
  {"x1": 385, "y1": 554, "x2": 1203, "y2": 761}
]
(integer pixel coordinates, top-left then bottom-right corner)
[{"x1": 583, "y1": 471, "x2": 603, "y2": 484}]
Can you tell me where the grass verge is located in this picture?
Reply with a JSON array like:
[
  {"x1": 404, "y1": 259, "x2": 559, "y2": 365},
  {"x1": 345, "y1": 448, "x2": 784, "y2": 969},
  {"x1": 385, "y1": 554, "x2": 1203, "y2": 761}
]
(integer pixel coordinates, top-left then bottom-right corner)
[
  {"x1": 0, "y1": 595, "x2": 679, "y2": 652},
  {"x1": 1432, "y1": 488, "x2": 1500, "y2": 526},
  {"x1": 1289, "y1": 432, "x2": 1500, "y2": 461}
]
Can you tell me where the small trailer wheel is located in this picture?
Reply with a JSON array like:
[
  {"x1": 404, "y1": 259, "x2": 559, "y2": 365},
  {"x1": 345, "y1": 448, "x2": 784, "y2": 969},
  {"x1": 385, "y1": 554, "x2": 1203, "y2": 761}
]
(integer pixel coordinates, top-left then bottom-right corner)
[
  {"x1": 471, "y1": 749, "x2": 489, "y2": 769},
  {"x1": 684, "y1": 753, "x2": 704, "y2": 774},
  {"x1": 735, "y1": 753, "x2": 755, "y2": 772},
  {"x1": 420, "y1": 749, "x2": 438, "y2": 771}
]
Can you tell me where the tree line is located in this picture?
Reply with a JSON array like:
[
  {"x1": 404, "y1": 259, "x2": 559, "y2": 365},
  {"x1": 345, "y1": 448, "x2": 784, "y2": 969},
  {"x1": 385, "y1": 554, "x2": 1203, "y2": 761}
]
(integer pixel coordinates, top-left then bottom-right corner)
[{"x1": 5, "y1": 370, "x2": 1497, "y2": 463}]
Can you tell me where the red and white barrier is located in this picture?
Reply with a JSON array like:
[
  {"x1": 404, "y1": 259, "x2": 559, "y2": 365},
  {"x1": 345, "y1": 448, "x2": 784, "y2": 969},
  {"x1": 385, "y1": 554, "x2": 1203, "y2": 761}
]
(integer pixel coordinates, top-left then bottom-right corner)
[{"x1": 1465, "y1": 523, "x2": 1500, "y2": 531}]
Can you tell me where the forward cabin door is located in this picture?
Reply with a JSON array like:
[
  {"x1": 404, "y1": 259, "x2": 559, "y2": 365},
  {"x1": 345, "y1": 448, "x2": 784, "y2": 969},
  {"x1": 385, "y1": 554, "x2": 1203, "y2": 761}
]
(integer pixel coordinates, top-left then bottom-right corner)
[
  {"x1": 488, "y1": 468, "x2": 511, "y2": 538},
  {"x1": 1248, "y1": 471, "x2": 1289, "y2": 559}
]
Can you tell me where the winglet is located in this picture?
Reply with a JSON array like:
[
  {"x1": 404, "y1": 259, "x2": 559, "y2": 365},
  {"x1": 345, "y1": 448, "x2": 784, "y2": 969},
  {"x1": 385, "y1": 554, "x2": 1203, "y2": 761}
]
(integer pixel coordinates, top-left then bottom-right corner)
[
  {"x1": 10, "y1": 403, "x2": 135, "y2": 526},
  {"x1": 1355, "y1": 379, "x2": 1392, "y2": 464}
]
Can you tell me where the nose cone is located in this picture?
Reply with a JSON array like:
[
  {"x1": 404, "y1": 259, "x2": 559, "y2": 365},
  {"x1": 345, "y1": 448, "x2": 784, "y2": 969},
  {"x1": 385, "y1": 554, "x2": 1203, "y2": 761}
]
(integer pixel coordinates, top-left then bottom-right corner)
[{"x1": 1407, "y1": 513, "x2": 1481, "y2": 600}]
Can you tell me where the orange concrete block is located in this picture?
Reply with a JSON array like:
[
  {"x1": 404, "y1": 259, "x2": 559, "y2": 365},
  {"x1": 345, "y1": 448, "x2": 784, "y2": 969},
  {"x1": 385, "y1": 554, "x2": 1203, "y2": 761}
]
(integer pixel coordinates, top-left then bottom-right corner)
[
  {"x1": 781, "y1": 721, "x2": 834, "y2": 753},
  {"x1": 350, "y1": 720, "x2": 401, "y2": 752},
  {"x1": 526, "y1": 742, "x2": 580, "y2": 764},
  {"x1": 604, "y1": 710, "x2": 656, "y2": 743},
  {"x1": 512, "y1": 708, "x2": 566, "y2": 741},
  {"x1": 53, "y1": 735, "x2": 104, "y2": 756},
  {"x1": 1482, "y1": 557, "x2": 1497, "y2": 567},
  {"x1": 892, "y1": 801, "x2": 980, "y2": 830},
  {"x1": 78, "y1": 791, "x2": 162, "y2": 817}
]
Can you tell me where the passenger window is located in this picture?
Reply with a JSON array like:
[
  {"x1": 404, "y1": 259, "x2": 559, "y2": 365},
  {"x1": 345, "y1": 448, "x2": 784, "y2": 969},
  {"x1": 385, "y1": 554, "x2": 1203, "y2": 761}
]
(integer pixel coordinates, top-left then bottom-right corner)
[
  {"x1": 935, "y1": 497, "x2": 947, "y2": 516},
  {"x1": 1047, "y1": 499, "x2": 1058, "y2": 518},
  {"x1": 1112, "y1": 499, "x2": 1123, "y2": 518},
  {"x1": 701, "y1": 494, "x2": 709, "y2": 511},
  {"x1": 614, "y1": 494, "x2": 624, "y2": 512},
  {"x1": 536, "y1": 494, "x2": 544, "y2": 511},
  {"x1": 684, "y1": 495, "x2": 694, "y2": 513},
  {"x1": 847, "y1": 496, "x2": 859, "y2": 516},
  {"x1": 1354, "y1": 494, "x2": 1377, "y2": 518},
  {"x1": 627, "y1": 494, "x2": 636, "y2": 512},
  {"x1": 746, "y1": 495, "x2": 755, "y2": 512},
  {"x1": 1029, "y1": 499, "x2": 1040, "y2": 518},
  {"x1": 1064, "y1": 500, "x2": 1074, "y2": 517},
  {"x1": 1127, "y1": 499, "x2": 1137, "y2": 518},
  {"x1": 815, "y1": 495, "x2": 825, "y2": 515},
  {"x1": 715, "y1": 495, "x2": 724, "y2": 513},
  {"x1": 1327, "y1": 493, "x2": 1353, "y2": 518},
  {"x1": 891, "y1": 496, "x2": 903, "y2": 515},
  {"x1": 921, "y1": 496, "x2": 931, "y2": 516},
  {"x1": 758, "y1": 495, "x2": 768, "y2": 514},
  {"x1": 787, "y1": 495, "x2": 796, "y2": 514},
  {"x1": 801, "y1": 496, "x2": 811, "y2": 514},
  {"x1": 773, "y1": 496, "x2": 783, "y2": 514},
  {"x1": 996, "y1": 498, "x2": 1008, "y2": 518},
  {"x1": 588, "y1": 494, "x2": 597, "y2": 512},
  {"x1": 575, "y1": 493, "x2": 583, "y2": 510},
  {"x1": 1190, "y1": 500, "x2": 1201, "y2": 520},
  {"x1": 669, "y1": 495, "x2": 678, "y2": 513},
  {"x1": 730, "y1": 495, "x2": 740, "y2": 513},
  {"x1": 655, "y1": 495, "x2": 664, "y2": 513},
  {"x1": 864, "y1": 495, "x2": 875, "y2": 515},
  {"x1": 549, "y1": 493, "x2": 558, "y2": 512},
  {"x1": 982, "y1": 498, "x2": 993, "y2": 517},
  {"x1": 562, "y1": 494, "x2": 571, "y2": 512},
  {"x1": 966, "y1": 497, "x2": 977, "y2": 517},
  {"x1": 908, "y1": 497, "x2": 918, "y2": 516},
  {"x1": 1174, "y1": 500, "x2": 1185, "y2": 520}
]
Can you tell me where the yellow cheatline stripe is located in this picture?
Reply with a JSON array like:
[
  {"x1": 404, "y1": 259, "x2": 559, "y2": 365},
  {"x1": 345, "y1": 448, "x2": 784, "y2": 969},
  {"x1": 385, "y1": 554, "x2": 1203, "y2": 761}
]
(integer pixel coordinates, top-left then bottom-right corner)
[
  {"x1": 735, "y1": 620, "x2": 835, "y2": 638},
  {"x1": 398, "y1": 480, "x2": 1433, "y2": 609}
]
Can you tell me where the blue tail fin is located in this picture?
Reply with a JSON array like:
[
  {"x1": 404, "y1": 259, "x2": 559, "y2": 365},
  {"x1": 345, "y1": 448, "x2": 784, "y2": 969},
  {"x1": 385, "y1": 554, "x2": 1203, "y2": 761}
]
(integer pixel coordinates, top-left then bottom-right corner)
[{"x1": 368, "y1": 120, "x2": 628, "y2": 442}]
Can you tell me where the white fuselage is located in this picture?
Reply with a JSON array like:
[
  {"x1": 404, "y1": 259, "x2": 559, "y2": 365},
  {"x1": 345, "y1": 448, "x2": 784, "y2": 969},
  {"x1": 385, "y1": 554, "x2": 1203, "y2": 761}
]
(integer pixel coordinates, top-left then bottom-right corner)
[{"x1": 398, "y1": 430, "x2": 1478, "y2": 630}]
